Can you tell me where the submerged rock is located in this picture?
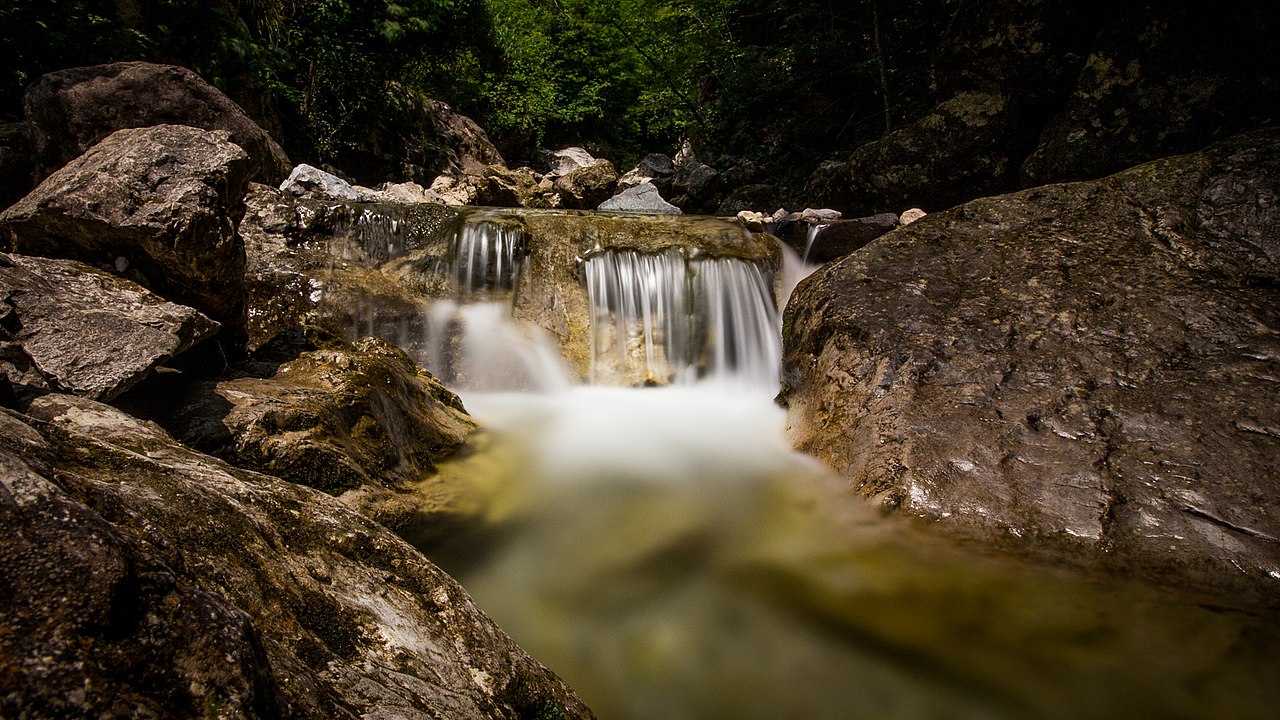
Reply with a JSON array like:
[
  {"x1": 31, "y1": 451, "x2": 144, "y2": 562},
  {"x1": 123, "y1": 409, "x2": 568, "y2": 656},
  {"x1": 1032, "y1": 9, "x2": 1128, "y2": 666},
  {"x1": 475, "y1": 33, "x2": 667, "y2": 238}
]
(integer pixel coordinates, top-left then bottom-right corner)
[
  {"x1": 782, "y1": 130, "x2": 1280, "y2": 604},
  {"x1": 0, "y1": 397, "x2": 593, "y2": 718},
  {"x1": 22, "y1": 61, "x2": 290, "y2": 183},
  {"x1": 0, "y1": 253, "x2": 219, "y2": 401},
  {"x1": 0, "y1": 124, "x2": 253, "y2": 358}
]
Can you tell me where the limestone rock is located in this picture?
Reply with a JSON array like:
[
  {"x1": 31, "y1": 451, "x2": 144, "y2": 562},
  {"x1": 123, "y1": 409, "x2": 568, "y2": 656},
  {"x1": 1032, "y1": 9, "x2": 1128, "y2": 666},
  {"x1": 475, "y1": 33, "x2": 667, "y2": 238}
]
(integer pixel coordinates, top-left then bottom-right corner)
[
  {"x1": 280, "y1": 163, "x2": 366, "y2": 201},
  {"x1": 238, "y1": 183, "x2": 460, "y2": 350},
  {"x1": 23, "y1": 61, "x2": 290, "y2": 183},
  {"x1": 127, "y1": 328, "x2": 475, "y2": 533},
  {"x1": 0, "y1": 398, "x2": 593, "y2": 719},
  {"x1": 553, "y1": 159, "x2": 618, "y2": 209},
  {"x1": 0, "y1": 253, "x2": 219, "y2": 401},
  {"x1": 782, "y1": 130, "x2": 1280, "y2": 603},
  {"x1": 597, "y1": 182, "x2": 682, "y2": 214},
  {"x1": 542, "y1": 147, "x2": 599, "y2": 177},
  {"x1": 899, "y1": 208, "x2": 927, "y2": 224},
  {"x1": 0, "y1": 124, "x2": 253, "y2": 358}
]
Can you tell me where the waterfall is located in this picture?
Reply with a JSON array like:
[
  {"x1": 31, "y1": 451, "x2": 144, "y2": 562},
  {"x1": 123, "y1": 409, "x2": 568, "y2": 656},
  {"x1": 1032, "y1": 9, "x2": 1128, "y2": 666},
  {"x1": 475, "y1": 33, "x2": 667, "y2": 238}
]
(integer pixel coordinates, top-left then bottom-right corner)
[
  {"x1": 801, "y1": 223, "x2": 828, "y2": 264},
  {"x1": 447, "y1": 218, "x2": 525, "y2": 302},
  {"x1": 581, "y1": 250, "x2": 780, "y2": 387},
  {"x1": 418, "y1": 210, "x2": 782, "y2": 392}
]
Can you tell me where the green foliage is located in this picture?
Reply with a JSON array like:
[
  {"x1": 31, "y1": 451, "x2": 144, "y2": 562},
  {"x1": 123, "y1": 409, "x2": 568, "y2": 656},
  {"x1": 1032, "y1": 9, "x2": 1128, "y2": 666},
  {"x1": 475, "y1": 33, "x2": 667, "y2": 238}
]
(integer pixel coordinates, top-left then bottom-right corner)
[{"x1": 0, "y1": 0, "x2": 953, "y2": 189}]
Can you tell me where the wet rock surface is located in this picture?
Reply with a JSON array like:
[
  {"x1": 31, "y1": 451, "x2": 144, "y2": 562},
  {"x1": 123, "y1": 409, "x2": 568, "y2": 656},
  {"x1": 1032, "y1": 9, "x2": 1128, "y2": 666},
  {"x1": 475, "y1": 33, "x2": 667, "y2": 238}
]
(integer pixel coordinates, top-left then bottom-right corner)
[
  {"x1": 0, "y1": 397, "x2": 593, "y2": 719},
  {"x1": 238, "y1": 183, "x2": 460, "y2": 350},
  {"x1": 121, "y1": 327, "x2": 475, "y2": 534},
  {"x1": 782, "y1": 130, "x2": 1280, "y2": 605},
  {"x1": 22, "y1": 61, "x2": 290, "y2": 183},
  {"x1": 0, "y1": 124, "x2": 253, "y2": 357},
  {"x1": 0, "y1": 253, "x2": 219, "y2": 401}
]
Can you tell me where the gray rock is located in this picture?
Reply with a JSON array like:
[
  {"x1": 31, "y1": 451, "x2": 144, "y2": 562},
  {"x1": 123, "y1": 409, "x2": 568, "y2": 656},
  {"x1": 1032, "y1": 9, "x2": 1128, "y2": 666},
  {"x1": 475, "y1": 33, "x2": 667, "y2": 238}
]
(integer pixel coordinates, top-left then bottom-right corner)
[
  {"x1": 672, "y1": 141, "x2": 718, "y2": 201},
  {"x1": 0, "y1": 253, "x2": 219, "y2": 401},
  {"x1": 799, "y1": 208, "x2": 843, "y2": 224},
  {"x1": 280, "y1": 163, "x2": 365, "y2": 201},
  {"x1": 597, "y1": 182, "x2": 682, "y2": 214},
  {"x1": 782, "y1": 130, "x2": 1280, "y2": 604},
  {"x1": 417, "y1": 97, "x2": 506, "y2": 176},
  {"x1": 22, "y1": 61, "x2": 290, "y2": 183},
  {"x1": 807, "y1": 91, "x2": 1026, "y2": 217},
  {"x1": 1022, "y1": 7, "x2": 1280, "y2": 186},
  {"x1": 0, "y1": 124, "x2": 253, "y2": 358},
  {"x1": 543, "y1": 147, "x2": 598, "y2": 177},
  {"x1": 636, "y1": 153, "x2": 676, "y2": 177},
  {"x1": 0, "y1": 397, "x2": 594, "y2": 719}
]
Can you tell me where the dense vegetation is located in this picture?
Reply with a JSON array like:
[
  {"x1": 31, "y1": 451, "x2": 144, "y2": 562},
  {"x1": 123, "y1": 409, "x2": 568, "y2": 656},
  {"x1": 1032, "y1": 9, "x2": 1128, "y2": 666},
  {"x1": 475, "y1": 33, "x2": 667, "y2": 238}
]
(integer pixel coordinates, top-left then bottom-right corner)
[{"x1": 0, "y1": 0, "x2": 945, "y2": 190}]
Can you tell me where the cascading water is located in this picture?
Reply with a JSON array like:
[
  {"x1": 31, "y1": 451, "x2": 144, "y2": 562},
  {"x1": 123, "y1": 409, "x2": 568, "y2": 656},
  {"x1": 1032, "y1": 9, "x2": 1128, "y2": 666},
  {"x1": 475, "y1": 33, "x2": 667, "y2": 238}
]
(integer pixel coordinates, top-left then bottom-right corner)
[
  {"x1": 581, "y1": 249, "x2": 781, "y2": 386},
  {"x1": 317, "y1": 205, "x2": 1279, "y2": 720}
]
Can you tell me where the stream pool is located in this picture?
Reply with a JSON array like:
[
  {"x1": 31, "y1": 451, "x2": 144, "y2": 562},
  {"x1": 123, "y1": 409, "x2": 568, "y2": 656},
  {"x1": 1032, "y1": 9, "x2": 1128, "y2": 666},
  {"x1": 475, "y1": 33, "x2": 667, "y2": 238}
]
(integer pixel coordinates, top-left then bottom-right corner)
[{"x1": 418, "y1": 382, "x2": 1280, "y2": 720}]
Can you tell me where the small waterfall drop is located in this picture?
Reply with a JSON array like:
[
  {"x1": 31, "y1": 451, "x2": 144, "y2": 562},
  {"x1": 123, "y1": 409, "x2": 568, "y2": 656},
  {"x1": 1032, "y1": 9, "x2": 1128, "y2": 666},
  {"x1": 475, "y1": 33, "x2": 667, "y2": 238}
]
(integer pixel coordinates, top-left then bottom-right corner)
[
  {"x1": 580, "y1": 250, "x2": 780, "y2": 386},
  {"x1": 448, "y1": 218, "x2": 525, "y2": 302}
]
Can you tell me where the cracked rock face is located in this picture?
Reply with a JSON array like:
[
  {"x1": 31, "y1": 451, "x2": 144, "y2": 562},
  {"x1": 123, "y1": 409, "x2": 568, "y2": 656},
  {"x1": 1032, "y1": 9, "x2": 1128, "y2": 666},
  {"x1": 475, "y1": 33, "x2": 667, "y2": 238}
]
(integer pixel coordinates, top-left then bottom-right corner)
[
  {"x1": 0, "y1": 252, "x2": 219, "y2": 401},
  {"x1": 0, "y1": 124, "x2": 253, "y2": 358},
  {"x1": 781, "y1": 130, "x2": 1280, "y2": 603},
  {"x1": 0, "y1": 397, "x2": 593, "y2": 719}
]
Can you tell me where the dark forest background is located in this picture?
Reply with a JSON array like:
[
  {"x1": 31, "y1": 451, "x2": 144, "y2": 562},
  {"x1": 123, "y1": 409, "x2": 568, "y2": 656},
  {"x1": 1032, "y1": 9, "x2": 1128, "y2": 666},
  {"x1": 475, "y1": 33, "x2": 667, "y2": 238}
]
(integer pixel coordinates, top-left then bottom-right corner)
[{"x1": 0, "y1": 0, "x2": 949, "y2": 188}]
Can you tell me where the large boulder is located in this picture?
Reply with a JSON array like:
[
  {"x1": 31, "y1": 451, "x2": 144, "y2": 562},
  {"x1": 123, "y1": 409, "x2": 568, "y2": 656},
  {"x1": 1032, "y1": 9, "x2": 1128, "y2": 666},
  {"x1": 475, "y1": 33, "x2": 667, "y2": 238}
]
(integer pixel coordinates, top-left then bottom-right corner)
[
  {"x1": 125, "y1": 328, "x2": 475, "y2": 535},
  {"x1": 806, "y1": 2, "x2": 1279, "y2": 215},
  {"x1": 237, "y1": 183, "x2": 460, "y2": 351},
  {"x1": 0, "y1": 253, "x2": 219, "y2": 401},
  {"x1": 781, "y1": 131, "x2": 1280, "y2": 603},
  {"x1": 0, "y1": 396, "x2": 593, "y2": 719},
  {"x1": 552, "y1": 159, "x2": 618, "y2": 210},
  {"x1": 23, "y1": 61, "x2": 290, "y2": 183},
  {"x1": 0, "y1": 124, "x2": 253, "y2": 358},
  {"x1": 475, "y1": 164, "x2": 557, "y2": 208}
]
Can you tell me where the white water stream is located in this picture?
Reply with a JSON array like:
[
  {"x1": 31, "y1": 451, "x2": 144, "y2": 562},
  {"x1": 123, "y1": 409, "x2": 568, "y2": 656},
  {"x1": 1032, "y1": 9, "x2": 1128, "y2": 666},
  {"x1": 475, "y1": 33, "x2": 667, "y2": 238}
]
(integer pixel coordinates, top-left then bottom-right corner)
[{"x1": 333, "y1": 209, "x2": 1279, "y2": 719}]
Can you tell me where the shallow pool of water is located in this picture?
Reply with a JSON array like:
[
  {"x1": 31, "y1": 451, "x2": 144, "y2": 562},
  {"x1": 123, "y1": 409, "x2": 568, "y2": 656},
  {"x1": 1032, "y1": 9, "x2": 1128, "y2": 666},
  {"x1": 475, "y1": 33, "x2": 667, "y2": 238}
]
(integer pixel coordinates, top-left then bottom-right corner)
[{"x1": 419, "y1": 384, "x2": 1280, "y2": 720}]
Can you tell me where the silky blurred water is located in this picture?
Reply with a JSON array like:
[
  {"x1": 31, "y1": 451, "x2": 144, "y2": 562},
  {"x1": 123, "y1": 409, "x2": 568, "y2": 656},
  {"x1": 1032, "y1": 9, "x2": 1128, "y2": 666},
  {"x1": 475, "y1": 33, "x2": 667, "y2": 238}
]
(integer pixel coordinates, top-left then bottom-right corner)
[{"x1": 420, "y1": 382, "x2": 1280, "y2": 720}]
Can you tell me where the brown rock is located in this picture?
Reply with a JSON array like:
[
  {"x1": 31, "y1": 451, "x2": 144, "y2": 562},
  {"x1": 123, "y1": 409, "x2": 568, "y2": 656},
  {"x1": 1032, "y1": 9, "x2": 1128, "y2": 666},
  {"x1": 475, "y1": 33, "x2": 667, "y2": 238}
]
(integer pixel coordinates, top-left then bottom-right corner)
[
  {"x1": 782, "y1": 130, "x2": 1280, "y2": 604},
  {"x1": 23, "y1": 61, "x2": 290, "y2": 183},
  {"x1": 0, "y1": 124, "x2": 252, "y2": 358},
  {"x1": 126, "y1": 328, "x2": 475, "y2": 534},
  {"x1": 1, "y1": 396, "x2": 593, "y2": 719},
  {"x1": 0, "y1": 253, "x2": 219, "y2": 401}
]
